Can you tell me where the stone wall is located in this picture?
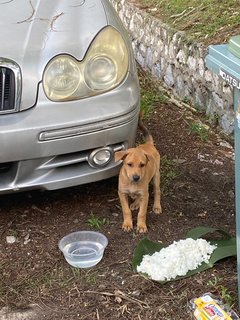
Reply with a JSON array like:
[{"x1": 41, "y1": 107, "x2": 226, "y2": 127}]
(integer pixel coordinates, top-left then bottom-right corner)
[{"x1": 111, "y1": 0, "x2": 234, "y2": 134}]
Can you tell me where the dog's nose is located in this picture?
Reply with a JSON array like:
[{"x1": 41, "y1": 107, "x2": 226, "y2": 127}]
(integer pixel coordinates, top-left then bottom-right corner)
[{"x1": 133, "y1": 174, "x2": 140, "y2": 182}]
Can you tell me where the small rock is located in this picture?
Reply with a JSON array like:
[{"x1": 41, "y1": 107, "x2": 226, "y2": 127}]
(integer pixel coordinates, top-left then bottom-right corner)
[
  {"x1": 228, "y1": 190, "x2": 235, "y2": 199},
  {"x1": 6, "y1": 236, "x2": 16, "y2": 244},
  {"x1": 112, "y1": 213, "x2": 119, "y2": 217},
  {"x1": 24, "y1": 234, "x2": 31, "y2": 245}
]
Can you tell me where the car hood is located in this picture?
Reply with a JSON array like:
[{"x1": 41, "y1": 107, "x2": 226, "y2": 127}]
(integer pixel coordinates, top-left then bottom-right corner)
[{"x1": 0, "y1": 0, "x2": 109, "y2": 109}]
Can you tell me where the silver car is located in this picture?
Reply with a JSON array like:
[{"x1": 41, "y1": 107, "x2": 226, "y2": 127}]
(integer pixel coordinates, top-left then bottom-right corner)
[{"x1": 0, "y1": 0, "x2": 140, "y2": 193}]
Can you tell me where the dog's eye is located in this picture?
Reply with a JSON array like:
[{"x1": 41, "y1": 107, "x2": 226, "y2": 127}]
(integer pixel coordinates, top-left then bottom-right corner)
[
  {"x1": 127, "y1": 163, "x2": 133, "y2": 167},
  {"x1": 140, "y1": 163, "x2": 145, "y2": 168}
]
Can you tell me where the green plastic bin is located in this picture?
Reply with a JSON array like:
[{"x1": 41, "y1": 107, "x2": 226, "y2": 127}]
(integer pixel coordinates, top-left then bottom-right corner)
[
  {"x1": 206, "y1": 36, "x2": 240, "y2": 302},
  {"x1": 229, "y1": 35, "x2": 240, "y2": 60}
]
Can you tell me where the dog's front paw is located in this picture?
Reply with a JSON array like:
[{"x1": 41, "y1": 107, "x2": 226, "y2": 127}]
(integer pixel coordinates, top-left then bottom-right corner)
[
  {"x1": 137, "y1": 223, "x2": 148, "y2": 233},
  {"x1": 153, "y1": 204, "x2": 162, "y2": 214},
  {"x1": 122, "y1": 221, "x2": 133, "y2": 232}
]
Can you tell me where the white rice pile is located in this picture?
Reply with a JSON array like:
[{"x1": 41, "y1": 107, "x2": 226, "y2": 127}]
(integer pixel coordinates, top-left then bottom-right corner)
[{"x1": 137, "y1": 238, "x2": 217, "y2": 281}]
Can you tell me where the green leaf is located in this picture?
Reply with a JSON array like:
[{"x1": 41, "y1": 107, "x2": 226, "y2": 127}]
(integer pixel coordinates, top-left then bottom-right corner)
[
  {"x1": 132, "y1": 227, "x2": 236, "y2": 283},
  {"x1": 209, "y1": 238, "x2": 237, "y2": 264},
  {"x1": 186, "y1": 226, "x2": 232, "y2": 240},
  {"x1": 132, "y1": 238, "x2": 165, "y2": 270}
]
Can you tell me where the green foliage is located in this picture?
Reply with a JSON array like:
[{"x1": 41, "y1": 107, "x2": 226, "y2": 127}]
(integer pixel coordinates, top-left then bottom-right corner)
[
  {"x1": 189, "y1": 123, "x2": 209, "y2": 141},
  {"x1": 87, "y1": 213, "x2": 109, "y2": 230}
]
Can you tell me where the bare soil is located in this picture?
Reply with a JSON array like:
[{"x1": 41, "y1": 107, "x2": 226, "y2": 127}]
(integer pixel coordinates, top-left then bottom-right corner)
[{"x1": 0, "y1": 70, "x2": 238, "y2": 319}]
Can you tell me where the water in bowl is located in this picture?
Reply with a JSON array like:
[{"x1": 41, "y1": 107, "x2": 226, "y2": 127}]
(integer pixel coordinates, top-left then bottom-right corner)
[{"x1": 63, "y1": 240, "x2": 104, "y2": 268}]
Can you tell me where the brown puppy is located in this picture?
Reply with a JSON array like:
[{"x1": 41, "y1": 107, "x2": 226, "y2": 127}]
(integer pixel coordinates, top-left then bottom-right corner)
[{"x1": 115, "y1": 114, "x2": 162, "y2": 233}]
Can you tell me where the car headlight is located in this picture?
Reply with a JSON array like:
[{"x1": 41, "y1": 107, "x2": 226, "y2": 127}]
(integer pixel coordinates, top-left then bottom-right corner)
[
  {"x1": 84, "y1": 55, "x2": 117, "y2": 90},
  {"x1": 43, "y1": 56, "x2": 81, "y2": 101},
  {"x1": 43, "y1": 26, "x2": 129, "y2": 101}
]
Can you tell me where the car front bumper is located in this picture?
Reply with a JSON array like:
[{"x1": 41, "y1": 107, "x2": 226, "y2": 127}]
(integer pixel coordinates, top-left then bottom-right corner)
[{"x1": 0, "y1": 73, "x2": 140, "y2": 193}]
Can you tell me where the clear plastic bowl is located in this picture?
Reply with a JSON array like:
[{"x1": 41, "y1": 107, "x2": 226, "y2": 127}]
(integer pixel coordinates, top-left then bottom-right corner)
[{"x1": 58, "y1": 231, "x2": 108, "y2": 268}]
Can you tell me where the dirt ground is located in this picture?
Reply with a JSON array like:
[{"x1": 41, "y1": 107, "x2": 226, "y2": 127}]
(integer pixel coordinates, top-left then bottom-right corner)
[{"x1": 0, "y1": 69, "x2": 238, "y2": 319}]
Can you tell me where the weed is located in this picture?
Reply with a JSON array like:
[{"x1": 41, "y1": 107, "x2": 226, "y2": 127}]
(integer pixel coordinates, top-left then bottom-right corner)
[
  {"x1": 207, "y1": 275, "x2": 222, "y2": 287},
  {"x1": 138, "y1": 66, "x2": 167, "y2": 117},
  {"x1": 189, "y1": 123, "x2": 209, "y2": 141},
  {"x1": 72, "y1": 269, "x2": 98, "y2": 285},
  {"x1": 87, "y1": 213, "x2": 109, "y2": 230},
  {"x1": 161, "y1": 156, "x2": 178, "y2": 195},
  {"x1": 85, "y1": 271, "x2": 97, "y2": 285},
  {"x1": 219, "y1": 285, "x2": 235, "y2": 307},
  {"x1": 182, "y1": 96, "x2": 191, "y2": 104},
  {"x1": 71, "y1": 267, "x2": 82, "y2": 278},
  {"x1": 207, "y1": 276, "x2": 235, "y2": 307},
  {"x1": 140, "y1": 88, "x2": 166, "y2": 118}
]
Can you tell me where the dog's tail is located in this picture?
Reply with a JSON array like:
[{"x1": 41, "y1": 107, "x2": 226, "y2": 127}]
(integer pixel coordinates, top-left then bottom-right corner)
[{"x1": 138, "y1": 111, "x2": 154, "y2": 144}]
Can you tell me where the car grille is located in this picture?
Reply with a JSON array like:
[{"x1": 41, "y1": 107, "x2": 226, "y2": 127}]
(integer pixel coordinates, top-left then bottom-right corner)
[
  {"x1": 0, "y1": 67, "x2": 15, "y2": 111},
  {"x1": 0, "y1": 58, "x2": 21, "y2": 114}
]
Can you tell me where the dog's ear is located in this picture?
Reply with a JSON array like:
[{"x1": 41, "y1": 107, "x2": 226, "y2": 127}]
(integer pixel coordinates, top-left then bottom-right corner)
[
  {"x1": 144, "y1": 152, "x2": 154, "y2": 164},
  {"x1": 115, "y1": 150, "x2": 128, "y2": 162}
]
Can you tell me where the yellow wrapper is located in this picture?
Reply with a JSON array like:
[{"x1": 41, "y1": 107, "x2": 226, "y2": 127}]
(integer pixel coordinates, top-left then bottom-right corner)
[{"x1": 193, "y1": 295, "x2": 233, "y2": 320}]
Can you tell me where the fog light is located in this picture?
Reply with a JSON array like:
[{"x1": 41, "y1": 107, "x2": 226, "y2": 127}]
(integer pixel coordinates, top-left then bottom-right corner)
[{"x1": 88, "y1": 147, "x2": 113, "y2": 168}]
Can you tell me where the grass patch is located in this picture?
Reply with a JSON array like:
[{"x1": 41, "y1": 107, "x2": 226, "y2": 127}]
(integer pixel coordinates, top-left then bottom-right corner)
[
  {"x1": 161, "y1": 156, "x2": 178, "y2": 195},
  {"x1": 189, "y1": 122, "x2": 209, "y2": 141},
  {"x1": 135, "y1": 0, "x2": 240, "y2": 43},
  {"x1": 0, "y1": 264, "x2": 102, "y2": 304},
  {"x1": 140, "y1": 88, "x2": 166, "y2": 117},
  {"x1": 138, "y1": 67, "x2": 168, "y2": 117}
]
